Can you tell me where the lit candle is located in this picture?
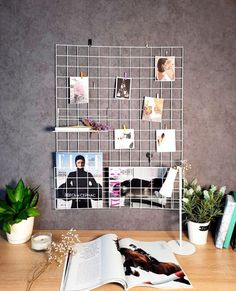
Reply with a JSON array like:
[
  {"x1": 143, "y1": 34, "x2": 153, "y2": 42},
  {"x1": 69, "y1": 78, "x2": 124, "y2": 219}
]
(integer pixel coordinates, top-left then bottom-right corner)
[{"x1": 31, "y1": 233, "x2": 52, "y2": 251}]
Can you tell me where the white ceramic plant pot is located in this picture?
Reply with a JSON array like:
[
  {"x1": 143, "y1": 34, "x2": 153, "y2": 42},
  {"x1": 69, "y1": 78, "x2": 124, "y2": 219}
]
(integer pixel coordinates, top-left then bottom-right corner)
[
  {"x1": 6, "y1": 217, "x2": 35, "y2": 244},
  {"x1": 187, "y1": 220, "x2": 210, "y2": 245}
]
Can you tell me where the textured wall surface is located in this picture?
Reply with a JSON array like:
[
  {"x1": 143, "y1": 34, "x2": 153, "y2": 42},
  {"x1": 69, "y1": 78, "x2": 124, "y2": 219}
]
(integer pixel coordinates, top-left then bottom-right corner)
[{"x1": 0, "y1": 0, "x2": 236, "y2": 230}]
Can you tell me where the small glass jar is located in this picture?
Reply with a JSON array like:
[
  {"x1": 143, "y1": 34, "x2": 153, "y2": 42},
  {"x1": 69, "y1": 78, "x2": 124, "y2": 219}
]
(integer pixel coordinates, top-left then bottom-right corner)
[{"x1": 31, "y1": 232, "x2": 52, "y2": 251}]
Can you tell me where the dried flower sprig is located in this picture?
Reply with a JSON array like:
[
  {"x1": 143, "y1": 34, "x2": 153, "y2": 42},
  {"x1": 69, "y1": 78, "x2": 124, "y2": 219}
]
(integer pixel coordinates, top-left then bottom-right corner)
[
  {"x1": 47, "y1": 229, "x2": 80, "y2": 267},
  {"x1": 182, "y1": 160, "x2": 192, "y2": 177},
  {"x1": 26, "y1": 229, "x2": 80, "y2": 291},
  {"x1": 80, "y1": 118, "x2": 111, "y2": 131}
]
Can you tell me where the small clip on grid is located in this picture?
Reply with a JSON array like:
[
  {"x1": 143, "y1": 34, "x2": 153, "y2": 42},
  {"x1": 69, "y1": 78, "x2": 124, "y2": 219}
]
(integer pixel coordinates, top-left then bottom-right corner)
[{"x1": 123, "y1": 124, "x2": 127, "y2": 132}]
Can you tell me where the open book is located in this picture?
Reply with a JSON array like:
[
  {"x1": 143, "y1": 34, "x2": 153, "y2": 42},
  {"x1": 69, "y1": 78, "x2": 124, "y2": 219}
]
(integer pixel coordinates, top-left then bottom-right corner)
[{"x1": 60, "y1": 234, "x2": 192, "y2": 291}]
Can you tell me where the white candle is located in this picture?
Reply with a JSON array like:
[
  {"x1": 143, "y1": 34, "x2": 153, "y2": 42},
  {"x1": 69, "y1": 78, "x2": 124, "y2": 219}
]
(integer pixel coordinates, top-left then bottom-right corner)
[{"x1": 31, "y1": 233, "x2": 52, "y2": 251}]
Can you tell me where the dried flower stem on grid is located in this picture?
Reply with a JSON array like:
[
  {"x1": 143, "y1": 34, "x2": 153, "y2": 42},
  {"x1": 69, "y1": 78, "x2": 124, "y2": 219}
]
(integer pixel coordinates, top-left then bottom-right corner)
[{"x1": 26, "y1": 229, "x2": 80, "y2": 291}]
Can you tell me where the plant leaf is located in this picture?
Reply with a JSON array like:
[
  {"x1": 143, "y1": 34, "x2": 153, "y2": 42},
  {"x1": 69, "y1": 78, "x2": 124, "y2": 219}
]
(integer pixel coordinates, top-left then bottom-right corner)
[
  {"x1": 22, "y1": 194, "x2": 31, "y2": 209},
  {"x1": 11, "y1": 201, "x2": 23, "y2": 212},
  {"x1": 0, "y1": 206, "x2": 7, "y2": 214},
  {"x1": 26, "y1": 207, "x2": 40, "y2": 217},
  {"x1": 14, "y1": 218, "x2": 23, "y2": 224},
  {"x1": 17, "y1": 210, "x2": 29, "y2": 220},
  {"x1": 5, "y1": 185, "x2": 16, "y2": 203},
  {"x1": 0, "y1": 213, "x2": 14, "y2": 223},
  {"x1": 0, "y1": 200, "x2": 15, "y2": 214},
  {"x1": 30, "y1": 193, "x2": 39, "y2": 207},
  {"x1": 15, "y1": 179, "x2": 25, "y2": 202},
  {"x1": 2, "y1": 222, "x2": 11, "y2": 234}
]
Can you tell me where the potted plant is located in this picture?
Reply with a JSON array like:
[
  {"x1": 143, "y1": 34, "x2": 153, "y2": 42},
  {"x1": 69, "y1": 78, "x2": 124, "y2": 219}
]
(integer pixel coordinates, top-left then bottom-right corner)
[
  {"x1": 183, "y1": 178, "x2": 226, "y2": 245},
  {"x1": 0, "y1": 178, "x2": 40, "y2": 244}
]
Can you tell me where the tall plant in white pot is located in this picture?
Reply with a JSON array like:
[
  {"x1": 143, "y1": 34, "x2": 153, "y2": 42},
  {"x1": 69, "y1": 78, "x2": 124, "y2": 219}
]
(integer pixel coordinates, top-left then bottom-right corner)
[
  {"x1": 0, "y1": 179, "x2": 40, "y2": 244},
  {"x1": 183, "y1": 178, "x2": 226, "y2": 245}
]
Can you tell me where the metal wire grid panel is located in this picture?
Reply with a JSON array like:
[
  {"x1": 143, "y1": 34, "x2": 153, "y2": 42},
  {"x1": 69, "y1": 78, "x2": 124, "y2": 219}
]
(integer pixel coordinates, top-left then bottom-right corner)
[{"x1": 54, "y1": 44, "x2": 183, "y2": 210}]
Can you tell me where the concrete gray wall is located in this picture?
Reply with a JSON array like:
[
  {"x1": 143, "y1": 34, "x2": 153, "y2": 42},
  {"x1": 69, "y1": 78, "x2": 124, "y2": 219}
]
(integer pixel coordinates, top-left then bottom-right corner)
[{"x1": 0, "y1": 0, "x2": 236, "y2": 230}]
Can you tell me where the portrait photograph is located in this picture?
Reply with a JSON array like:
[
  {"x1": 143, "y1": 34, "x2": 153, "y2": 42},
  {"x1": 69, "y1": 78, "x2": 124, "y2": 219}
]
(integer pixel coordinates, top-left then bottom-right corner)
[
  {"x1": 115, "y1": 77, "x2": 132, "y2": 100},
  {"x1": 142, "y1": 96, "x2": 164, "y2": 123},
  {"x1": 69, "y1": 76, "x2": 89, "y2": 104},
  {"x1": 156, "y1": 129, "x2": 176, "y2": 152},
  {"x1": 155, "y1": 56, "x2": 175, "y2": 81},
  {"x1": 56, "y1": 152, "x2": 103, "y2": 209},
  {"x1": 114, "y1": 129, "x2": 135, "y2": 149}
]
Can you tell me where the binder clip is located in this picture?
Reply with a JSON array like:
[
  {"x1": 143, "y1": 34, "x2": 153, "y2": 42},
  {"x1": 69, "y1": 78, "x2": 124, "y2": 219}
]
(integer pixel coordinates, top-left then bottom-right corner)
[
  {"x1": 80, "y1": 71, "x2": 84, "y2": 79},
  {"x1": 88, "y1": 39, "x2": 92, "y2": 46},
  {"x1": 124, "y1": 72, "x2": 128, "y2": 80},
  {"x1": 146, "y1": 152, "x2": 153, "y2": 165}
]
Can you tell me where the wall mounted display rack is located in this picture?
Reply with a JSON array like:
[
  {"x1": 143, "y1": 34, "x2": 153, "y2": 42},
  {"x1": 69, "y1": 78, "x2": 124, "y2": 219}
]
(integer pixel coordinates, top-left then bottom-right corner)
[
  {"x1": 53, "y1": 43, "x2": 196, "y2": 255},
  {"x1": 54, "y1": 43, "x2": 184, "y2": 211}
]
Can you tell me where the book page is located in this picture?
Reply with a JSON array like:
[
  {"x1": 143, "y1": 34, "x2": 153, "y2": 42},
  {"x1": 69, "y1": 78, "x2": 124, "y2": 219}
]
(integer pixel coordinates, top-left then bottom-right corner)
[
  {"x1": 118, "y1": 238, "x2": 192, "y2": 289},
  {"x1": 100, "y1": 234, "x2": 126, "y2": 285},
  {"x1": 62, "y1": 234, "x2": 125, "y2": 291}
]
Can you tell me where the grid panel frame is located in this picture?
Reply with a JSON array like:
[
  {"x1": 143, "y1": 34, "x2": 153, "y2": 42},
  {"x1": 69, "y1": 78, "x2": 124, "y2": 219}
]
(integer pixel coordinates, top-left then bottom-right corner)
[
  {"x1": 55, "y1": 44, "x2": 184, "y2": 210},
  {"x1": 55, "y1": 44, "x2": 183, "y2": 167}
]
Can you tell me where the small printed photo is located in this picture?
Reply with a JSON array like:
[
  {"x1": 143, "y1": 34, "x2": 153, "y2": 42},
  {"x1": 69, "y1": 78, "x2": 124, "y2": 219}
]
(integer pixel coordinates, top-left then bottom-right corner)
[
  {"x1": 142, "y1": 96, "x2": 164, "y2": 123},
  {"x1": 155, "y1": 56, "x2": 175, "y2": 81},
  {"x1": 115, "y1": 77, "x2": 131, "y2": 99},
  {"x1": 69, "y1": 76, "x2": 89, "y2": 104},
  {"x1": 114, "y1": 129, "x2": 135, "y2": 149},
  {"x1": 156, "y1": 129, "x2": 176, "y2": 152}
]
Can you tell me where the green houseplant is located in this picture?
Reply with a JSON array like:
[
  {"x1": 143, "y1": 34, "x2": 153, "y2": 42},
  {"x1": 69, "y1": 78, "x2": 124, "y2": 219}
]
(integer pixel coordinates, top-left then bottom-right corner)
[
  {"x1": 183, "y1": 178, "x2": 226, "y2": 245},
  {"x1": 0, "y1": 179, "x2": 40, "y2": 243}
]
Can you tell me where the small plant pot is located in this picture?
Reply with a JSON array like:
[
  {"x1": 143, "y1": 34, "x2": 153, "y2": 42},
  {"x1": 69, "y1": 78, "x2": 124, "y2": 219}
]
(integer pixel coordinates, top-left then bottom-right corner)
[
  {"x1": 187, "y1": 220, "x2": 210, "y2": 245},
  {"x1": 6, "y1": 217, "x2": 34, "y2": 244}
]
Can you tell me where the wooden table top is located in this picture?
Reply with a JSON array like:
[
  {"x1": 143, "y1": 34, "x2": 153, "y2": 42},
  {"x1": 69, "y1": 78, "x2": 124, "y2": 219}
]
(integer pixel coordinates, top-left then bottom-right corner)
[{"x1": 0, "y1": 230, "x2": 235, "y2": 291}]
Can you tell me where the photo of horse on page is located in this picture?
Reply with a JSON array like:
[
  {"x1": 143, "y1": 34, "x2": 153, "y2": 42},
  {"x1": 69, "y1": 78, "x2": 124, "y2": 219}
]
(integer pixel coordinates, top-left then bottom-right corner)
[{"x1": 115, "y1": 239, "x2": 191, "y2": 288}]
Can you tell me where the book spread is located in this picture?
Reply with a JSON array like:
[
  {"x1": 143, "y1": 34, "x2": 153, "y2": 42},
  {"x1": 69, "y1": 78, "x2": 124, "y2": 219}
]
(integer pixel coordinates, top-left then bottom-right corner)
[{"x1": 60, "y1": 234, "x2": 192, "y2": 291}]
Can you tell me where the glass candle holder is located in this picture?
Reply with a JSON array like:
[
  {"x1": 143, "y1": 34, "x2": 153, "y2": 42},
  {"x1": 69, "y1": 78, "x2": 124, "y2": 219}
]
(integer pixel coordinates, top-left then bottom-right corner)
[{"x1": 31, "y1": 232, "x2": 52, "y2": 251}]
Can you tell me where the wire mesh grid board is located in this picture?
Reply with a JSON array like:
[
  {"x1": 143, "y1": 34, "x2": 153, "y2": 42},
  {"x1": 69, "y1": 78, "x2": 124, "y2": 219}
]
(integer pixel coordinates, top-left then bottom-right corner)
[{"x1": 54, "y1": 44, "x2": 184, "y2": 210}]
